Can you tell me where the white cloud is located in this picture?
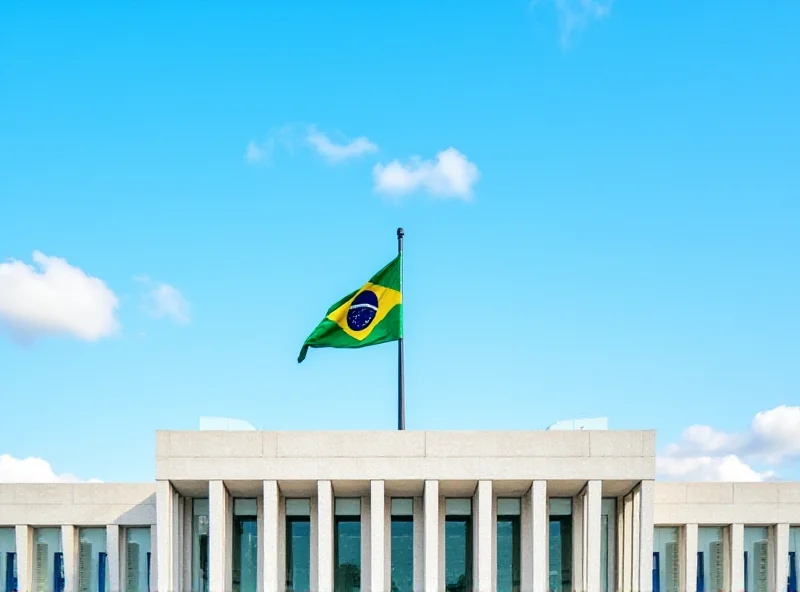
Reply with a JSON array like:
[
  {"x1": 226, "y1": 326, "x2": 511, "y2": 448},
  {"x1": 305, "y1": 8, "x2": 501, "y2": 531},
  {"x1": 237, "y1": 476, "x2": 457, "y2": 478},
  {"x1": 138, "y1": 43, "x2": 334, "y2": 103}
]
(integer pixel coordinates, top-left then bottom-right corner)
[
  {"x1": 135, "y1": 276, "x2": 191, "y2": 324},
  {"x1": 245, "y1": 140, "x2": 267, "y2": 163},
  {"x1": 0, "y1": 251, "x2": 119, "y2": 344},
  {"x1": 0, "y1": 454, "x2": 101, "y2": 483},
  {"x1": 657, "y1": 454, "x2": 775, "y2": 482},
  {"x1": 373, "y1": 148, "x2": 480, "y2": 199},
  {"x1": 535, "y1": 0, "x2": 613, "y2": 48},
  {"x1": 246, "y1": 125, "x2": 376, "y2": 165},
  {"x1": 656, "y1": 405, "x2": 800, "y2": 481},
  {"x1": 307, "y1": 127, "x2": 378, "y2": 162},
  {"x1": 244, "y1": 125, "x2": 299, "y2": 165}
]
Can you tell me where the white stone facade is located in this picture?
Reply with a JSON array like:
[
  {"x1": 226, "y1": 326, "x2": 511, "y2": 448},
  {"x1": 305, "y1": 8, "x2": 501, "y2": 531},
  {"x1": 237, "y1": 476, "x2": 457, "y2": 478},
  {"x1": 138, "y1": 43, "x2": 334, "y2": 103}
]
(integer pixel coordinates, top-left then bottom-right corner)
[{"x1": 0, "y1": 430, "x2": 798, "y2": 592}]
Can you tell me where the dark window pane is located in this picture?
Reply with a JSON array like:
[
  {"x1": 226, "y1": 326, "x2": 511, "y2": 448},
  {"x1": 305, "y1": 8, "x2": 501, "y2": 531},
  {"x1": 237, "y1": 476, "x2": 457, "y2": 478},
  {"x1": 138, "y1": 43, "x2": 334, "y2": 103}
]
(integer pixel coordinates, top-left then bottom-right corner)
[
  {"x1": 232, "y1": 518, "x2": 257, "y2": 592},
  {"x1": 445, "y1": 517, "x2": 472, "y2": 592},
  {"x1": 335, "y1": 518, "x2": 361, "y2": 592},
  {"x1": 391, "y1": 517, "x2": 413, "y2": 592},
  {"x1": 549, "y1": 517, "x2": 572, "y2": 592},
  {"x1": 286, "y1": 518, "x2": 311, "y2": 592},
  {"x1": 497, "y1": 516, "x2": 521, "y2": 592}
]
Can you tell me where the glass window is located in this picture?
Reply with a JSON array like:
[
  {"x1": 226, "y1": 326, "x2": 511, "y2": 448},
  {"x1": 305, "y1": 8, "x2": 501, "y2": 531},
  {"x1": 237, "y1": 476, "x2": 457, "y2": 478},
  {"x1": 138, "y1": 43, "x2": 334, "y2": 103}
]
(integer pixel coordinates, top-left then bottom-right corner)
[
  {"x1": 697, "y1": 526, "x2": 725, "y2": 592},
  {"x1": 192, "y1": 499, "x2": 210, "y2": 592},
  {"x1": 653, "y1": 527, "x2": 680, "y2": 592},
  {"x1": 0, "y1": 528, "x2": 16, "y2": 592},
  {"x1": 600, "y1": 498, "x2": 617, "y2": 592},
  {"x1": 33, "y1": 528, "x2": 63, "y2": 592},
  {"x1": 286, "y1": 499, "x2": 311, "y2": 592},
  {"x1": 789, "y1": 527, "x2": 799, "y2": 592},
  {"x1": 497, "y1": 498, "x2": 521, "y2": 592},
  {"x1": 744, "y1": 527, "x2": 769, "y2": 592},
  {"x1": 78, "y1": 528, "x2": 108, "y2": 592},
  {"x1": 601, "y1": 499, "x2": 616, "y2": 592},
  {"x1": 232, "y1": 500, "x2": 258, "y2": 592},
  {"x1": 390, "y1": 499, "x2": 414, "y2": 592},
  {"x1": 549, "y1": 499, "x2": 572, "y2": 592},
  {"x1": 124, "y1": 528, "x2": 151, "y2": 592},
  {"x1": 334, "y1": 499, "x2": 361, "y2": 592},
  {"x1": 445, "y1": 498, "x2": 472, "y2": 592}
]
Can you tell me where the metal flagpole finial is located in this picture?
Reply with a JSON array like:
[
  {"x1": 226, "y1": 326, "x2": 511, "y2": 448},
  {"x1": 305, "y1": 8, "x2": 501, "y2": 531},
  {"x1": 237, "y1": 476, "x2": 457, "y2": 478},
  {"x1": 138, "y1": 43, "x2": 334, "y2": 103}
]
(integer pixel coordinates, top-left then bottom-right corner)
[{"x1": 397, "y1": 227, "x2": 405, "y2": 239}]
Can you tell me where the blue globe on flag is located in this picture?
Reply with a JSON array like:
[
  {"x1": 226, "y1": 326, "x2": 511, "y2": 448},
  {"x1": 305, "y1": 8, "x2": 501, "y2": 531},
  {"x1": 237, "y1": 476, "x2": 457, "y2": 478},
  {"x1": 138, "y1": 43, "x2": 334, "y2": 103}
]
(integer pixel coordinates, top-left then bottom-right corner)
[{"x1": 347, "y1": 290, "x2": 379, "y2": 331}]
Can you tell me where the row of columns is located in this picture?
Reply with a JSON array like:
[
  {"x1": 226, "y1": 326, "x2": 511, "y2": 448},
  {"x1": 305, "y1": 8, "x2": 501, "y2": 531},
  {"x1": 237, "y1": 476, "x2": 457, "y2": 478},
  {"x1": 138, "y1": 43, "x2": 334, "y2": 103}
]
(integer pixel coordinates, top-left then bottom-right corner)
[
  {"x1": 619, "y1": 481, "x2": 655, "y2": 592},
  {"x1": 10, "y1": 524, "x2": 156, "y2": 592},
  {"x1": 157, "y1": 478, "x2": 655, "y2": 592},
  {"x1": 674, "y1": 522, "x2": 791, "y2": 592}
]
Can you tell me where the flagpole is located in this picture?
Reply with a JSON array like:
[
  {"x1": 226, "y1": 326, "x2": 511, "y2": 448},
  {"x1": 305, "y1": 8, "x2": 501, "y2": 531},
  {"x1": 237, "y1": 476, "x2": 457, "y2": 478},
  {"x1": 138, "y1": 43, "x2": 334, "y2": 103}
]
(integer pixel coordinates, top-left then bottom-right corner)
[{"x1": 397, "y1": 227, "x2": 405, "y2": 430}]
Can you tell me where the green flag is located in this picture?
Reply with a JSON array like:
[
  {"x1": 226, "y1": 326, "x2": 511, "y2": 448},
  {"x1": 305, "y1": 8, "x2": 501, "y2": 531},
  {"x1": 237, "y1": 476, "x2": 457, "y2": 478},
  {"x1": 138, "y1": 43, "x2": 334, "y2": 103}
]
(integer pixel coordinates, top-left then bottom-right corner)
[{"x1": 298, "y1": 255, "x2": 403, "y2": 363}]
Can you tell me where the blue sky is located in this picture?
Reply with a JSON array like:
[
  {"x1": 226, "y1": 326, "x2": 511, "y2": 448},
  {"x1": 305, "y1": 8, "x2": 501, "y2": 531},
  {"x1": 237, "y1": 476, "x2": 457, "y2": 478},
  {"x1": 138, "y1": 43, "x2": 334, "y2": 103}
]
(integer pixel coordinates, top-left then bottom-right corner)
[{"x1": 1, "y1": 0, "x2": 798, "y2": 484}]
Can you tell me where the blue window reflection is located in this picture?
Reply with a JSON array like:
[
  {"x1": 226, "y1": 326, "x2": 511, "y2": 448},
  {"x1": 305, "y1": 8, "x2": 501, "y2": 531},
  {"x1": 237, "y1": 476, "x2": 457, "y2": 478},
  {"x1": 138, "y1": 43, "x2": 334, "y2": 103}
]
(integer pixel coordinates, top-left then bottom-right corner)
[
  {"x1": 653, "y1": 526, "x2": 679, "y2": 592},
  {"x1": 789, "y1": 526, "x2": 799, "y2": 592},
  {"x1": 549, "y1": 499, "x2": 572, "y2": 592},
  {"x1": 78, "y1": 528, "x2": 108, "y2": 592},
  {"x1": 390, "y1": 499, "x2": 414, "y2": 592},
  {"x1": 0, "y1": 528, "x2": 16, "y2": 592},
  {"x1": 33, "y1": 528, "x2": 63, "y2": 592},
  {"x1": 445, "y1": 499, "x2": 472, "y2": 592},
  {"x1": 743, "y1": 527, "x2": 769, "y2": 592},
  {"x1": 497, "y1": 499, "x2": 521, "y2": 592},
  {"x1": 286, "y1": 515, "x2": 311, "y2": 592},
  {"x1": 335, "y1": 499, "x2": 361, "y2": 592},
  {"x1": 232, "y1": 499, "x2": 258, "y2": 592},
  {"x1": 124, "y1": 527, "x2": 151, "y2": 592},
  {"x1": 192, "y1": 499, "x2": 209, "y2": 592}
]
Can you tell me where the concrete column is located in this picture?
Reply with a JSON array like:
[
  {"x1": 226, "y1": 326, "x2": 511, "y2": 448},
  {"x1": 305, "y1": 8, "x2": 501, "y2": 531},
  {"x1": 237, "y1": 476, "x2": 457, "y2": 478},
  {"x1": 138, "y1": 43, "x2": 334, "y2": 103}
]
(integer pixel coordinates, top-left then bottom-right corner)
[
  {"x1": 107, "y1": 525, "x2": 120, "y2": 592},
  {"x1": 370, "y1": 481, "x2": 386, "y2": 592},
  {"x1": 632, "y1": 488, "x2": 641, "y2": 592},
  {"x1": 532, "y1": 481, "x2": 548, "y2": 592},
  {"x1": 317, "y1": 480, "x2": 333, "y2": 592},
  {"x1": 263, "y1": 481, "x2": 280, "y2": 592},
  {"x1": 361, "y1": 495, "x2": 372, "y2": 592},
  {"x1": 156, "y1": 480, "x2": 173, "y2": 592},
  {"x1": 15, "y1": 525, "x2": 31, "y2": 592},
  {"x1": 183, "y1": 500, "x2": 193, "y2": 592},
  {"x1": 424, "y1": 480, "x2": 440, "y2": 592},
  {"x1": 209, "y1": 480, "x2": 231, "y2": 592},
  {"x1": 150, "y1": 526, "x2": 158, "y2": 592},
  {"x1": 475, "y1": 480, "x2": 493, "y2": 592},
  {"x1": 585, "y1": 480, "x2": 602, "y2": 592},
  {"x1": 309, "y1": 496, "x2": 318, "y2": 590},
  {"x1": 683, "y1": 524, "x2": 698, "y2": 592},
  {"x1": 413, "y1": 496, "x2": 424, "y2": 592},
  {"x1": 638, "y1": 481, "x2": 654, "y2": 592},
  {"x1": 730, "y1": 524, "x2": 744, "y2": 592},
  {"x1": 622, "y1": 493, "x2": 634, "y2": 592},
  {"x1": 573, "y1": 492, "x2": 584, "y2": 592},
  {"x1": 60, "y1": 525, "x2": 76, "y2": 592},
  {"x1": 775, "y1": 524, "x2": 789, "y2": 592},
  {"x1": 383, "y1": 493, "x2": 391, "y2": 592},
  {"x1": 521, "y1": 488, "x2": 532, "y2": 592},
  {"x1": 174, "y1": 494, "x2": 184, "y2": 592},
  {"x1": 257, "y1": 497, "x2": 264, "y2": 592}
]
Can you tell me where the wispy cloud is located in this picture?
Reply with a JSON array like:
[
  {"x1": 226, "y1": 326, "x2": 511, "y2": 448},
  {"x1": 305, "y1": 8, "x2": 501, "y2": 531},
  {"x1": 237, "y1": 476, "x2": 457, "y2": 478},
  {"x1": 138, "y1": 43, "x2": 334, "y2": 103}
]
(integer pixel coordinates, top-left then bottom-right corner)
[
  {"x1": 656, "y1": 405, "x2": 800, "y2": 481},
  {"x1": 245, "y1": 124, "x2": 377, "y2": 165},
  {"x1": 307, "y1": 127, "x2": 378, "y2": 162},
  {"x1": 373, "y1": 148, "x2": 480, "y2": 200},
  {"x1": 0, "y1": 251, "x2": 119, "y2": 345},
  {"x1": 534, "y1": 0, "x2": 613, "y2": 48},
  {"x1": 135, "y1": 275, "x2": 191, "y2": 324},
  {"x1": 244, "y1": 125, "x2": 300, "y2": 165}
]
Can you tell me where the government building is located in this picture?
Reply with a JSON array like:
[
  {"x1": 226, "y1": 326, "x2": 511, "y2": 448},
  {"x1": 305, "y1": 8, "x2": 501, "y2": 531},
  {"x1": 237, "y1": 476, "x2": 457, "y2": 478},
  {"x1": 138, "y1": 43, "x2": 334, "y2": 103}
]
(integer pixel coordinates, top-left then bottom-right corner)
[{"x1": 1, "y1": 428, "x2": 799, "y2": 592}]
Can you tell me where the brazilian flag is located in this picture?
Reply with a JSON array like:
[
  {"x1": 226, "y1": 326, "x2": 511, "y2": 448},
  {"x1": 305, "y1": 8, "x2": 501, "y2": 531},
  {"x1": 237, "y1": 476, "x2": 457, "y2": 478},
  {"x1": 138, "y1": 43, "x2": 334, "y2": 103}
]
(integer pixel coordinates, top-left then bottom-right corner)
[{"x1": 298, "y1": 254, "x2": 403, "y2": 363}]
